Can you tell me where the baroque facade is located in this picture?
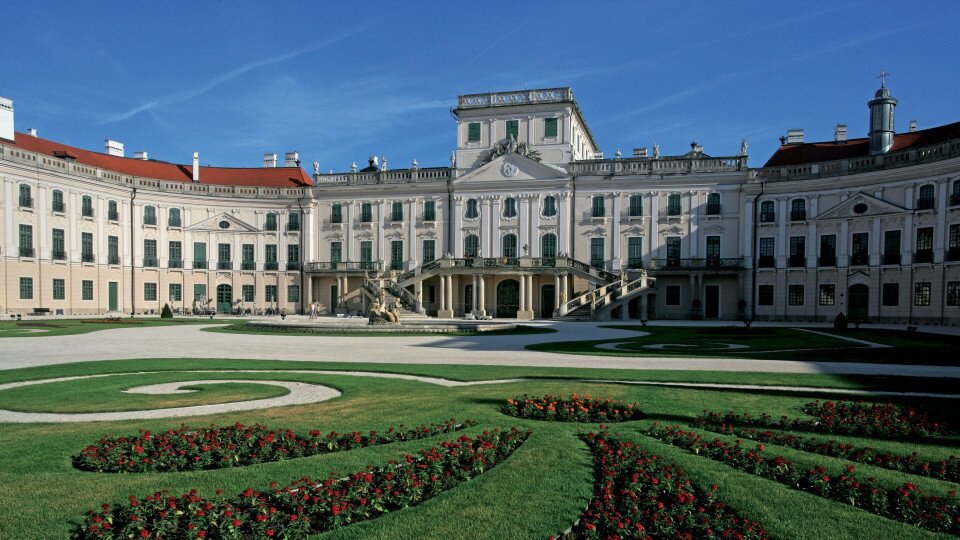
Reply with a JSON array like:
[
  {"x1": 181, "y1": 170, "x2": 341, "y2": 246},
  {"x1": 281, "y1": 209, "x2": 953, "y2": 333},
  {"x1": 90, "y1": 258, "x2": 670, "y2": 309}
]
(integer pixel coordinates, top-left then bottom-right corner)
[{"x1": 1, "y1": 85, "x2": 958, "y2": 324}]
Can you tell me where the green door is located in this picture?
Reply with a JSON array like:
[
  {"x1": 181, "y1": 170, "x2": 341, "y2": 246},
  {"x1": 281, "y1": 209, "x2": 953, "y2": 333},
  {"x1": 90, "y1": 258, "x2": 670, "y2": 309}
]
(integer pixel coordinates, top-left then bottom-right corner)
[
  {"x1": 496, "y1": 279, "x2": 520, "y2": 318},
  {"x1": 216, "y1": 284, "x2": 232, "y2": 314},
  {"x1": 540, "y1": 284, "x2": 556, "y2": 318},
  {"x1": 108, "y1": 282, "x2": 118, "y2": 311},
  {"x1": 848, "y1": 284, "x2": 869, "y2": 323}
]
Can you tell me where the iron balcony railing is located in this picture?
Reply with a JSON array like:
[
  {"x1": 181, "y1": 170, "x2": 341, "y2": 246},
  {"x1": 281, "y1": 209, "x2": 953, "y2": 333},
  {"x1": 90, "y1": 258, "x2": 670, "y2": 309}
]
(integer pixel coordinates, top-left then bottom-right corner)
[
  {"x1": 52, "y1": 202, "x2": 65, "y2": 213},
  {"x1": 168, "y1": 218, "x2": 182, "y2": 227},
  {"x1": 108, "y1": 210, "x2": 119, "y2": 221},
  {"x1": 218, "y1": 261, "x2": 233, "y2": 270},
  {"x1": 948, "y1": 247, "x2": 960, "y2": 262},
  {"x1": 304, "y1": 261, "x2": 383, "y2": 272},
  {"x1": 264, "y1": 261, "x2": 279, "y2": 271},
  {"x1": 81, "y1": 253, "x2": 95, "y2": 263},
  {"x1": 108, "y1": 255, "x2": 121, "y2": 265},
  {"x1": 650, "y1": 258, "x2": 744, "y2": 271},
  {"x1": 758, "y1": 256, "x2": 775, "y2": 268},
  {"x1": 52, "y1": 250, "x2": 66, "y2": 261},
  {"x1": 82, "y1": 207, "x2": 94, "y2": 218},
  {"x1": 168, "y1": 259, "x2": 183, "y2": 269},
  {"x1": 788, "y1": 255, "x2": 805, "y2": 267},
  {"x1": 193, "y1": 259, "x2": 208, "y2": 269},
  {"x1": 916, "y1": 198, "x2": 935, "y2": 211},
  {"x1": 286, "y1": 261, "x2": 301, "y2": 271},
  {"x1": 19, "y1": 196, "x2": 33, "y2": 208},
  {"x1": 819, "y1": 255, "x2": 837, "y2": 267},
  {"x1": 143, "y1": 258, "x2": 158, "y2": 267},
  {"x1": 19, "y1": 246, "x2": 35, "y2": 257},
  {"x1": 143, "y1": 216, "x2": 157, "y2": 226},
  {"x1": 241, "y1": 261, "x2": 256, "y2": 270},
  {"x1": 882, "y1": 253, "x2": 901, "y2": 265},
  {"x1": 850, "y1": 253, "x2": 869, "y2": 266},
  {"x1": 914, "y1": 250, "x2": 934, "y2": 264}
]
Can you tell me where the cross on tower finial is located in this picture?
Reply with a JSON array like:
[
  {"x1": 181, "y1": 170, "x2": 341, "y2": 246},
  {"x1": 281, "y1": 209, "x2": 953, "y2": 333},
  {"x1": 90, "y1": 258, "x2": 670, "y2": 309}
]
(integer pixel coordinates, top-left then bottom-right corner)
[{"x1": 877, "y1": 69, "x2": 890, "y2": 88}]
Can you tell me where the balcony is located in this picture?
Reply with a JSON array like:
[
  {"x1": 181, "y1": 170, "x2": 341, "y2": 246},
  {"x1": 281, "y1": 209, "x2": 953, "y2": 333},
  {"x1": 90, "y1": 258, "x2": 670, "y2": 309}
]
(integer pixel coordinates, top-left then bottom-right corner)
[
  {"x1": 19, "y1": 246, "x2": 35, "y2": 257},
  {"x1": 651, "y1": 258, "x2": 744, "y2": 271},
  {"x1": 790, "y1": 210, "x2": 807, "y2": 221},
  {"x1": 81, "y1": 208, "x2": 94, "y2": 218},
  {"x1": 52, "y1": 202, "x2": 65, "y2": 213},
  {"x1": 217, "y1": 261, "x2": 233, "y2": 270},
  {"x1": 758, "y1": 256, "x2": 775, "y2": 268},
  {"x1": 108, "y1": 210, "x2": 119, "y2": 222},
  {"x1": 287, "y1": 223, "x2": 300, "y2": 232},
  {"x1": 193, "y1": 259, "x2": 208, "y2": 270},
  {"x1": 143, "y1": 258, "x2": 158, "y2": 268},
  {"x1": 788, "y1": 255, "x2": 806, "y2": 268},
  {"x1": 304, "y1": 261, "x2": 384, "y2": 272},
  {"x1": 850, "y1": 253, "x2": 869, "y2": 266},
  {"x1": 108, "y1": 255, "x2": 121, "y2": 265},
  {"x1": 168, "y1": 259, "x2": 183, "y2": 269},
  {"x1": 265, "y1": 222, "x2": 278, "y2": 231},
  {"x1": 264, "y1": 261, "x2": 279, "y2": 271},
  {"x1": 81, "y1": 253, "x2": 95, "y2": 263},
  {"x1": 916, "y1": 198, "x2": 935, "y2": 211},
  {"x1": 168, "y1": 218, "x2": 182, "y2": 228},
  {"x1": 819, "y1": 255, "x2": 836, "y2": 267},
  {"x1": 948, "y1": 247, "x2": 960, "y2": 262},
  {"x1": 286, "y1": 261, "x2": 301, "y2": 271},
  {"x1": 52, "y1": 250, "x2": 66, "y2": 261},
  {"x1": 706, "y1": 204, "x2": 721, "y2": 216},
  {"x1": 759, "y1": 213, "x2": 776, "y2": 223},
  {"x1": 914, "y1": 249, "x2": 934, "y2": 264},
  {"x1": 951, "y1": 194, "x2": 960, "y2": 206},
  {"x1": 389, "y1": 260, "x2": 404, "y2": 271},
  {"x1": 626, "y1": 258, "x2": 644, "y2": 269},
  {"x1": 882, "y1": 252, "x2": 901, "y2": 265},
  {"x1": 241, "y1": 261, "x2": 256, "y2": 271}
]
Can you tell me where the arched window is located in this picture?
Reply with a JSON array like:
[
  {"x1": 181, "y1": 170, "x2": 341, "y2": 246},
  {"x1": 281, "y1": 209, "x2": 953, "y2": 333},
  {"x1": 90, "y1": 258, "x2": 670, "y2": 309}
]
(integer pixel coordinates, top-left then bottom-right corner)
[
  {"x1": 667, "y1": 194, "x2": 681, "y2": 216},
  {"x1": 502, "y1": 234, "x2": 518, "y2": 258},
  {"x1": 760, "y1": 200, "x2": 775, "y2": 222},
  {"x1": 18, "y1": 184, "x2": 32, "y2": 207},
  {"x1": 391, "y1": 201, "x2": 403, "y2": 222},
  {"x1": 265, "y1": 212, "x2": 279, "y2": 230},
  {"x1": 542, "y1": 195, "x2": 557, "y2": 217},
  {"x1": 917, "y1": 184, "x2": 936, "y2": 210},
  {"x1": 168, "y1": 207, "x2": 182, "y2": 227},
  {"x1": 464, "y1": 234, "x2": 480, "y2": 257},
  {"x1": 628, "y1": 194, "x2": 642, "y2": 217},
  {"x1": 503, "y1": 197, "x2": 517, "y2": 218},
  {"x1": 706, "y1": 193, "x2": 721, "y2": 215},
  {"x1": 591, "y1": 195, "x2": 605, "y2": 217},
  {"x1": 541, "y1": 233, "x2": 557, "y2": 258},
  {"x1": 81, "y1": 195, "x2": 94, "y2": 217},
  {"x1": 465, "y1": 198, "x2": 479, "y2": 219},
  {"x1": 790, "y1": 198, "x2": 806, "y2": 221},
  {"x1": 360, "y1": 203, "x2": 372, "y2": 223},
  {"x1": 143, "y1": 205, "x2": 157, "y2": 226},
  {"x1": 108, "y1": 200, "x2": 119, "y2": 221},
  {"x1": 51, "y1": 189, "x2": 65, "y2": 212}
]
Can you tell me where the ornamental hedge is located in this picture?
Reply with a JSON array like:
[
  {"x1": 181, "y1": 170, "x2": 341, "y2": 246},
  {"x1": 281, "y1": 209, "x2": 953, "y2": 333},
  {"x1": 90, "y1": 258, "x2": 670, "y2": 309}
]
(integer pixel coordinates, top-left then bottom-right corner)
[
  {"x1": 73, "y1": 427, "x2": 531, "y2": 539},
  {"x1": 555, "y1": 431, "x2": 768, "y2": 539},
  {"x1": 73, "y1": 419, "x2": 478, "y2": 473},
  {"x1": 643, "y1": 423, "x2": 960, "y2": 535},
  {"x1": 500, "y1": 394, "x2": 643, "y2": 423}
]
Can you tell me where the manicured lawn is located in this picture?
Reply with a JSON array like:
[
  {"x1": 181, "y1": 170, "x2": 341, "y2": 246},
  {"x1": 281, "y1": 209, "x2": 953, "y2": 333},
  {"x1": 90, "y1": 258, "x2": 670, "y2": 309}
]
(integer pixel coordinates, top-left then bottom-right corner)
[
  {"x1": 0, "y1": 359, "x2": 958, "y2": 539},
  {"x1": 0, "y1": 317, "x2": 241, "y2": 338},
  {"x1": 203, "y1": 322, "x2": 558, "y2": 337}
]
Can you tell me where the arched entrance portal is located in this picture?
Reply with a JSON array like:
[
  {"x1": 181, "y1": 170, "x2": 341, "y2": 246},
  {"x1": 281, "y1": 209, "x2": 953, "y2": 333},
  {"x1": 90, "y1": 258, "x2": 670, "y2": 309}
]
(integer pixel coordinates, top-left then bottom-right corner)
[
  {"x1": 848, "y1": 284, "x2": 869, "y2": 323},
  {"x1": 216, "y1": 284, "x2": 233, "y2": 314},
  {"x1": 496, "y1": 279, "x2": 520, "y2": 318}
]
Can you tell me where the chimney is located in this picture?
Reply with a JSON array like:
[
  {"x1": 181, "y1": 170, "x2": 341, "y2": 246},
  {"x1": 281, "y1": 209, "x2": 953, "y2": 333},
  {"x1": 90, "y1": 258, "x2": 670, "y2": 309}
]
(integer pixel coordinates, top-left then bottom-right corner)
[
  {"x1": 786, "y1": 129, "x2": 804, "y2": 144},
  {"x1": 192, "y1": 152, "x2": 200, "y2": 182},
  {"x1": 27, "y1": 128, "x2": 37, "y2": 137},
  {"x1": 909, "y1": 120, "x2": 918, "y2": 133},
  {"x1": 834, "y1": 124, "x2": 848, "y2": 143},
  {"x1": 283, "y1": 151, "x2": 299, "y2": 167},
  {"x1": 133, "y1": 151, "x2": 148, "y2": 160},
  {"x1": 263, "y1": 153, "x2": 277, "y2": 167},
  {"x1": 104, "y1": 139, "x2": 125, "y2": 157},
  {"x1": 633, "y1": 147, "x2": 648, "y2": 157},
  {"x1": 0, "y1": 97, "x2": 13, "y2": 141}
]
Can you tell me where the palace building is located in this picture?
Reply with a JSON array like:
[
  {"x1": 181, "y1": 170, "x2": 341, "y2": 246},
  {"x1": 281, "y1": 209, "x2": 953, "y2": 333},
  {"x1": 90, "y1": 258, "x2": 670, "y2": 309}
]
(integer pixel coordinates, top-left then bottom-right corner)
[{"x1": 1, "y1": 83, "x2": 959, "y2": 324}]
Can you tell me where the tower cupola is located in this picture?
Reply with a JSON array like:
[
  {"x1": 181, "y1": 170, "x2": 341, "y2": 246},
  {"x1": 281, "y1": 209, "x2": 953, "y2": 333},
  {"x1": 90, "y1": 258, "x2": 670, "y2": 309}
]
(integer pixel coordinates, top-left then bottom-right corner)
[{"x1": 868, "y1": 70, "x2": 897, "y2": 155}]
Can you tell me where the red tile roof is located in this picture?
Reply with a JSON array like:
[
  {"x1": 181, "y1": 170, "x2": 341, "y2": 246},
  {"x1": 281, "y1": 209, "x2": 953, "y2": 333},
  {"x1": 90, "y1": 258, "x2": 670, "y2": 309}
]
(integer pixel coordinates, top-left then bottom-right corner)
[
  {"x1": 763, "y1": 121, "x2": 960, "y2": 168},
  {"x1": 7, "y1": 132, "x2": 313, "y2": 187}
]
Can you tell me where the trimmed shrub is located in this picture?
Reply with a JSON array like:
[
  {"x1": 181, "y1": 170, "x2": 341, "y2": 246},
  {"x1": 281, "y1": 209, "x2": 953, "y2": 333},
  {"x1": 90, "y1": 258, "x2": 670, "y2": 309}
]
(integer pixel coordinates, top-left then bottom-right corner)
[
  {"x1": 833, "y1": 312, "x2": 847, "y2": 330},
  {"x1": 160, "y1": 303, "x2": 173, "y2": 319}
]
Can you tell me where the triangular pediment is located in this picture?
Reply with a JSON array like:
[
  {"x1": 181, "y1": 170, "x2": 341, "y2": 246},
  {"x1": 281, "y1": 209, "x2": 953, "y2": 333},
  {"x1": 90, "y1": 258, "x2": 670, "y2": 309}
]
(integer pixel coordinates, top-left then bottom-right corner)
[
  {"x1": 454, "y1": 154, "x2": 568, "y2": 185},
  {"x1": 187, "y1": 212, "x2": 259, "y2": 233},
  {"x1": 815, "y1": 192, "x2": 906, "y2": 221}
]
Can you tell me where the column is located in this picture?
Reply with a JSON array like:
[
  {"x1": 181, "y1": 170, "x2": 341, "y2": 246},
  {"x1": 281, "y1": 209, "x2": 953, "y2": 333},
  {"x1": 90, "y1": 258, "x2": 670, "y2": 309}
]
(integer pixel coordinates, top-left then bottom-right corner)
[
  {"x1": 408, "y1": 198, "x2": 417, "y2": 267},
  {"x1": 839, "y1": 220, "x2": 850, "y2": 266},
  {"x1": 446, "y1": 274, "x2": 454, "y2": 314},
  {"x1": 453, "y1": 197, "x2": 463, "y2": 257},
  {"x1": 491, "y1": 196, "x2": 502, "y2": 256},
  {"x1": 806, "y1": 196, "x2": 818, "y2": 267},
  {"x1": 611, "y1": 193, "x2": 621, "y2": 269},
  {"x1": 377, "y1": 200, "x2": 386, "y2": 263},
  {"x1": 519, "y1": 274, "x2": 526, "y2": 311},
  {"x1": 345, "y1": 202, "x2": 354, "y2": 261},
  {"x1": 472, "y1": 274, "x2": 478, "y2": 313},
  {"x1": 557, "y1": 193, "x2": 570, "y2": 256},
  {"x1": 870, "y1": 217, "x2": 881, "y2": 266},
  {"x1": 526, "y1": 275, "x2": 534, "y2": 315},
  {"x1": 530, "y1": 194, "x2": 541, "y2": 257},
  {"x1": 902, "y1": 212, "x2": 914, "y2": 265},
  {"x1": 303, "y1": 206, "x2": 315, "y2": 263},
  {"x1": 687, "y1": 191, "x2": 698, "y2": 259},
  {"x1": 519, "y1": 196, "x2": 529, "y2": 256},
  {"x1": 478, "y1": 274, "x2": 486, "y2": 316},
  {"x1": 480, "y1": 198, "x2": 492, "y2": 256},
  {"x1": 648, "y1": 192, "x2": 659, "y2": 261},
  {"x1": 641, "y1": 294, "x2": 648, "y2": 320},
  {"x1": 935, "y1": 179, "x2": 948, "y2": 262},
  {"x1": 776, "y1": 197, "x2": 787, "y2": 268},
  {"x1": 742, "y1": 196, "x2": 754, "y2": 268},
  {"x1": 306, "y1": 275, "x2": 313, "y2": 309},
  {"x1": 554, "y1": 274, "x2": 561, "y2": 315},
  {"x1": 439, "y1": 275, "x2": 446, "y2": 311},
  {"x1": 561, "y1": 273, "x2": 568, "y2": 303}
]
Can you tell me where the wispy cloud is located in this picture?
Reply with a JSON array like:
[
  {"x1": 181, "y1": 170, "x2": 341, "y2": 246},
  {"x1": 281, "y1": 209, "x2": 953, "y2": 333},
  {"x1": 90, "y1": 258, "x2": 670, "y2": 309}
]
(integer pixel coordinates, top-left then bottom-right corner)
[
  {"x1": 102, "y1": 25, "x2": 368, "y2": 123},
  {"x1": 458, "y1": 22, "x2": 527, "y2": 71}
]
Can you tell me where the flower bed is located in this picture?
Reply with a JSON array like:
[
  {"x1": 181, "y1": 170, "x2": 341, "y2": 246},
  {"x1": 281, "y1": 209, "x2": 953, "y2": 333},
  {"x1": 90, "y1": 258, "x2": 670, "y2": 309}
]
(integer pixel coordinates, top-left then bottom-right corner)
[
  {"x1": 74, "y1": 419, "x2": 478, "y2": 473},
  {"x1": 74, "y1": 427, "x2": 531, "y2": 539},
  {"x1": 501, "y1": 394, "x2": 643, "y2": 423},
  {"x1": 697, "y1": 423, "x2": 960, "y2": 483},
  {"x1": 695, "y1": 400, "x2": 949, "y2": 439},
  {"x1": 556, "y1": 431, "x2": 768, "y2": 539},
  {"x1": 643, "y1": 423, "x2": 960, "y2": 535}
]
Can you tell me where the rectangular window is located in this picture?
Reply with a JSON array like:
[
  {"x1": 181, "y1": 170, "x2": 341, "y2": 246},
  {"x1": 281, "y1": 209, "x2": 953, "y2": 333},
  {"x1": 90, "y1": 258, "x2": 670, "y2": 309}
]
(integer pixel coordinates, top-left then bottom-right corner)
[
  {"x1": 788, "y1": 284, "x2": 804, "y2": 306},
  {"x1": 331, "y1": 204, "x2": 342, "y2": 224},
  {"x1": 706, "y1": 236, "x2": 721, "y2": 264},
  {"x1": 81, "y1": 232, "x2": 94, "y2": 262},
  {"x1": 82, "y1": 280, "x2": 94, "y2": 301},
  {"x1": 193, "y1": 242, "x2": 207, "y2": 267},
  {"x1": 194, "y1": 284, "x2": 207, "y2": 302},
  {"x1": 758, "y1": 285, "x2": 774, "y2": 306},
  {"x1": 391, "y1": 201, "x2": 403, "y2": 222},
  {"x1": 143, "y1": 239, "x2": 157, "y2": 267},
  {"x1": 169, "y1": 283, "x2": 182, "y2": 302},
  {"x1": 52, "y1": 228, "x2": 65, "y2": 260},
  {"x1": 947, "y1": 281, "x2": 960, "y2": 307},
  {"x1": 19, "y1": 277, "x2": 33, "y2": 299},
  {"x1": 287, "y1": 285, "x2": 300, "y2": 303},
  {"x1": 914, "y1": 282, "x2": 931, "y2": 306},
  {"x1": 759, "y1": 237, "x2": 775, "y2": 265},
  {"x1": 590, "y1": 237, "x2": 605, "y2": 269},
  {"x1": 882, "y1": 230, "x2": 901, "y2": 264},
  {"x1": 52, "y1": 190, "x2": 64, "y2": 212},
  {"x1": 542, "y1": 234, "x2": 558, "y2": 259},
  {"x1": 818, "y1": 284, "x2": 835, "y2": 306},
  {"x1": 265, "y1": 244, "x2": 278, "y2": 262},
  {"x1": 287, "y1": 212, "x2": 300, "y2": 231},
  {"x1": 144, "y1": 282, "x2": 157, "y2": 302},
  {"x1": 360, "y1": 203, "x2": 372, "y2": 223},
  {"x1": 882, "y1": 283, "x2": 899, "y2": 306},
  {"x1": 591, "y1": 196, "x2": 605, "y2": 217},
  {"x1": 82, "y1": 196, "x2": 93, "y2": 217},
  {"x1": 629, "y1": 195, "x2": 643, "y2": 217},
  {"x1": 52, "y1": 278, "x2": 65, "y2": 300},
  {"x1": 665, "y1": 285, "x2": 681, "y2": 306},
  {"x1": 330, "y1": 241, "x2": 342, "y2": 263},
  {"x1": 391, "y1": 240, "x2": 404, "y2": 270},
  {"x1": 467, "y1": 122, "x2": 481, "y2": 142},
  {"x1": 143, "y1": 206, "x2": 156, "y2": 225},
  {"x1": 789, "y1": 235, "x2": 805, "y2": 266},
  {"x1": 287, "y1": 244, "x2": 299, "y2": 262},
  {"x1": 627, "y1": 237, "x2": 643, "y2": 268},
  {"x1": 242, "y1": 244, "x2": 254, "y2": 262},
  {"x1": 506, "y1": 119, "x2": 519, "y2": 140},
  {"x1": 422, "y1": 239, "x2": 435, "y2": 262},
  {"x1": 502, "y1": 234, "x2": 518, "y2": 258},
  {"x1": 820, "y1": 234, "x2": 836, "y2": 265},
  {"x1": 265, "y1": 285, "x2": 278, "y2": 303},
  {"x1": 19, "y1": 224, "x2": 33, "y2": 257},
  {"x1": 666, "y1": 236, "x2": 681, "y2": 265},
  {"x1": 851, "y1": 232, "x2": 869, "y2": 265},
  {"x1": 544, "y1": 117, "x2": 558, "y2": 138},
  {"x1": 667, "y1": 195, "x2": 682, "y2": 216},
  {"x1": 423, "y1": 200, "x2": 436, "y2": 221},
  {"x1": 360, "y1": 241, "x2": 372, "y2": 263},
  {"x1": 218, "y1": 243, "x2": 231, "y2": 262},
  {"x1": 108, "y1": 236, "x2": 119, "y2": 264},
  {"x1": 265, "y1": 213, "x2": 278, "y2": 230},
  {"x1": 915, "y1": 227, "x2": 934, "y2": 263},
  {"x1": 19, "y1": 184, "x2": 31, "y2": 207},
  {"x1": 242, "y1": 284, "x2": 255, "y2": 302},
  {"x1": 169, "y1": 241, "x2": 182, "y2": 263},
  {"x1": 949, "y1": 224, "x2": 960, "y2": 261}
]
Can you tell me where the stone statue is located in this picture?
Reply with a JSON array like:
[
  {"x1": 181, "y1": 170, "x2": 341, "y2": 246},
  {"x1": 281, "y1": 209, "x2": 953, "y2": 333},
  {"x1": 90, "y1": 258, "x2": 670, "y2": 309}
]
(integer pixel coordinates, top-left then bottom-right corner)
[
  {"x1": 367, "y1": 299, "x2": 401, "y2": 325},
  {"x1": 450, "y1": 150, "x2": 457, "y2": 169},
  {"x1": 739, "y1": 138, "x2": 748, "y2": 156},
  {"x1": 653, "y1": 144, "x2": 660, "y2": 159},
  {"x1": 313, "y1": 160, "x2": 320, "y2": 174}
]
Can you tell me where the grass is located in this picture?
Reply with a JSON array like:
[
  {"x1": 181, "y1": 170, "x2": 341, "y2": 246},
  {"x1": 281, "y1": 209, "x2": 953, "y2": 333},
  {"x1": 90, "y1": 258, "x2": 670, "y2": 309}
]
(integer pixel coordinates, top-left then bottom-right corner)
[
  {"x1": 203, "y1": 323, "x2": 558, "y2": 337},
  {"x1": 0, "y1": 360, "x2": 959, "y2": 539},
  {"x1": 0, "y1": 317, "x2": 241, "y2": 338},
  {"x1": 528, "y1": 325, "x2": 960, "y2": 366}
]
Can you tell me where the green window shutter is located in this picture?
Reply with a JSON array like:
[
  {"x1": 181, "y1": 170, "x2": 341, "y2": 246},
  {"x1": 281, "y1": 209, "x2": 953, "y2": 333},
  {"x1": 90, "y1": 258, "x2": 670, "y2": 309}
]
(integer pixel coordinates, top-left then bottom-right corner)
[
  {"x1": 82, "y1": 232, "x2": 93, "y2": 256},
  {"x1": 590, "y1": 238, "x2": 604, "y2": 268},
  {"x1": 424, "y1": 201, "x2": 435, "y2": 221},
  {"x1": 544, "y1": 118, "x2": 558, "y2": 138},
  {"x1": 218, "y1": 243, "x2": 231, "y2": 261},
  {"x1": 629, "y1": 195, "x2": 643, "y2": 216},
  {"x1": 194, "y1": 242, "x2": 207, "y2": 263},
  {"x1": 242, "y1": 285, "x2": 255, "y2": 302},
  {"x1": 467, "y1": 122, "x2": 481, "y2": 142},
  {"x1": 506, "y1": 120, "x2": 519, "y2": 140}
]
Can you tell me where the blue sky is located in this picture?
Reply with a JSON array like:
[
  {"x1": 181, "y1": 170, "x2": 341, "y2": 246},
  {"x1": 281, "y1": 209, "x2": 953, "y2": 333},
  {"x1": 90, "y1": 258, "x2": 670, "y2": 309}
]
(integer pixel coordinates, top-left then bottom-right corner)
[{"x1": 3, "y1": 1, "x2": 959, "y2": 171}]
